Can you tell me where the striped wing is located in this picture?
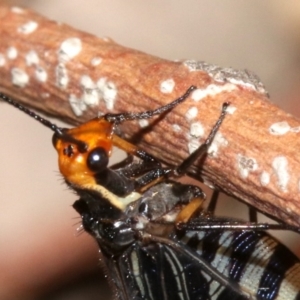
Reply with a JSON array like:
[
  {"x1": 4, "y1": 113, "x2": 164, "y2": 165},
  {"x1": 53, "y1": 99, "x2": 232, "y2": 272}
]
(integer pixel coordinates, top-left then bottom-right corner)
[{"x1": 102, "y1": 229, "x2": 300, "y2": 300}]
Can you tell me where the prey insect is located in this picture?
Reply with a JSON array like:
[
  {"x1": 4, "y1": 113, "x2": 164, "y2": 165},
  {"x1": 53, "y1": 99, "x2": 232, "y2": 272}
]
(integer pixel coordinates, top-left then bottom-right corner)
[{"x1": 2, "y1": 86, "x2": 300, "y2": 300}]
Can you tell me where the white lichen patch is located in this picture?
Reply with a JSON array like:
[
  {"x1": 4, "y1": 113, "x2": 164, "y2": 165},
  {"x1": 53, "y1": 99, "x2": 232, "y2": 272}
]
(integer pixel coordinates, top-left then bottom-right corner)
[
  {"x1": 207, "y1": 132, "x2": 228, "y2": 157},
  {"x1": 172, "y1": 124, "x2": 181, "y2": 132},
  {"x1": 91, "y1": 57, "x2": 102, "y2": 66},
  {"x1": 191, "y1": 83, "x2": 237, "y2": 102},
  {"x1": 269, "y1": 121, "x2": 300, "y2": 135},
  {"x1": 272, "y1": 156, "x2": 289, "y2": 191},
  {"x1": 69, "y1": 94, "x2": 87, "y2": 117},
  {"x1": 58, "y1": 37, "x2": 82, "y2": 62},
  {"x1": 138, "y1": 119, "x2": 149, "y2": 128},
  {"x1": 55, "y1": 63, "x2": 68, "y2": 88},
  {"x1": 7, "y1": 47, "x2": 18, "y2": 60},
  {"x1": 11, "y1": 68, "x2": 29, "y2": 87},
  {"x1": 269, "y1": 121, "x2": 290, "y2": 135},
  {"x1": 225, "y1": 105, "x2": 237, "y2": 115},
  {"x1": 11, "y1": 6, "x2": 24, "y2": 14},
  {"x1": 80, "y1": 75, "x2": 99, "y2": 106},
  {"x1": 160, "y1": 79, "x2": 175, "y2": 94},
  {"x1": 97, "y1": 78, "x2": 117, "y2": 110},
  {"x1": 237, "y1": 154, "x2": 258, "y2": 178},
  {"x1": 35, "y1": 66, "x2": 47, "y2": 82},
  {"x1": 0, "y1": 54, "x2": 6, "y2": 67},
  {"x1": 189, "y1": 122, "x2": 204, "y2": 138},
  {"x1": 17, "y1": 21, "x2": 38, "y2": 34},
  {"x1": 188, "y1": 139, "x2": 201, "y2": 154},
  {"x1": 183, "y1": 60, "x2": 268, "y2": 96},
  {"x1": 185, "y1": 106, "x2": 198, "y2": 120},
  {"x1": 80, "y1": 75, "x2": 95, "y2": 89},
  {"x1": 25, "y1": 50, "x2": 39, "y2": 66},
  {"x1": 260, "y1": 171, "x2": 270, "y2": 186}
]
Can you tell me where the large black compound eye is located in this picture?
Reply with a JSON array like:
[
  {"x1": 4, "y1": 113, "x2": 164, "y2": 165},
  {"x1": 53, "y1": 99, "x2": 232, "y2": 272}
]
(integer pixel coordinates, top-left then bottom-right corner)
[{"x1": 87, "y1": 147, "x2": 109, "y2": 172}]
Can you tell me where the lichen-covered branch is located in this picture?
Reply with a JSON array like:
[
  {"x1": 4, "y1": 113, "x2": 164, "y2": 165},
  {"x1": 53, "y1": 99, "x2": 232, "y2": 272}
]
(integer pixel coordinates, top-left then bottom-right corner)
[{"x1": 1, "y1": 4, "x2": 300, "y2": 225}]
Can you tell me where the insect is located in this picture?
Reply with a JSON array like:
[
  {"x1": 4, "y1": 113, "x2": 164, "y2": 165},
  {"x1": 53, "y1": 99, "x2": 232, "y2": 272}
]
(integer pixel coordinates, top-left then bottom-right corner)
[{"x1": 1, "y1": 86, "x2": 300, "y2": 300}]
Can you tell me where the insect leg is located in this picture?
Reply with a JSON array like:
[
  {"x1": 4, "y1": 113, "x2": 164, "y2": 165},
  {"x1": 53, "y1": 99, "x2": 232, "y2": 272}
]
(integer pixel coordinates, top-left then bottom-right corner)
[
  {"x1": 177, "y1": 218, "x2": 300, "y2": 233},
  {"x1": 206, "y1": 189, "x2": 219, "y2": 215},
  {"x1": 248, "y1": 207, "x2": 258, "y2": 223}
]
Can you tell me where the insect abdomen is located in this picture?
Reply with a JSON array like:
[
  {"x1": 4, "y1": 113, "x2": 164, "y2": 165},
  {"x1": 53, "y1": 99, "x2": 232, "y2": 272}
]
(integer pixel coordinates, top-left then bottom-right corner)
[{"x1": 181, "y1": 230, "x2": 300, "y2": 300}]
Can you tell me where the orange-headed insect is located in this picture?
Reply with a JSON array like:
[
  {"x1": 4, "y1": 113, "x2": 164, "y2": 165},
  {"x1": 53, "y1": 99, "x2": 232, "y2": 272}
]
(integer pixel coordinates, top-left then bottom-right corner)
[
  {"x1": 2, "y1": 87, "x2": 300, "y2": 300},
  {"x1": 1, "y1": 86, "x2": 221, "y2": 219}
]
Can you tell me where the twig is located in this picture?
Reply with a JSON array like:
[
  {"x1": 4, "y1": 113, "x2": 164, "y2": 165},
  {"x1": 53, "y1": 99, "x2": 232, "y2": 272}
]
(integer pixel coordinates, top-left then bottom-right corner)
[{"x1": 1, "y1": 4, "x2": 300, "y2": 226}]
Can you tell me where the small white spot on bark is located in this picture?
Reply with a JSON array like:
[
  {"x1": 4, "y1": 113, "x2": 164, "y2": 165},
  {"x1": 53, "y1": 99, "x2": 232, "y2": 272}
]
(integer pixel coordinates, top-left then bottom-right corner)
[
  {"x1": 0, "y1": 54, "x2": 6, "y2": 66},
  {"x1": 207, "y1": 132, "x2": 228, "y2": 157},
  {"x1": 55, "y1": 63, "x2": 68, "y2": 88},
  {"x1": 91, "y1": 57, "x2": 102, "y2": 66},
  {"x1": 272, "y1": 156, "x2": 289, "y2": 191},
  {"x1": 7, "y1": 47, "x2": 18, "y2": 60},
  {"x1": 160, "y1": 79, "x2": 175, "y2": 94},
  {"x1": 269, "y1": 121, "x2": 300, "y2": 135},
  {"x1": 11, "y1": 68, "x2": 29, "y2": 87},
  {"x1": 80, "y1": 75, "x2": 94, "y2": 88},
  {"x1": 97, "y1": 78, "x2": 117, "y2": 110},
  {"x1": 18, "y1": 21, "x2": 38, "y2": 34},
  {"x1": 188, "y1": 139, "x2": 201, "y2": 154},
  {"x1": 25, "y1": 50, "x2": 39, "y2": 66},
  {"x1": 58, "y1": 38, "x2": 82, "y2": 61},
  {"x1": 269, "y1": 122, "x2": 291, "y2": 135},
  {"x1": 225, "y1": 105, "x2": 237, "y2": 115},
  {"x1": 69, "y1": 94, "x2": 87, "y2": 116},
  {"x1": 237, "y1": 155, "x2": 258, "y2": 178},
  {"x1": 191, "y1": 84, "x2": 237, "y2": 102},
  {"x1": 260, "y1": 171, "x2": 270, "y2": 186},
  {"x1": 138, "y1": 119, "x2": 149, "y2": 128},
  {"x1": 35, "y1": 66, "x2": 47, "y2": 82},
  {"x1": 185, "y1": 106, "x2": 198, "y2": 120},
  {"x1": 190, "y1": 122, "x2": 204, "y2": 138},
  {"x1": 11, "y1": 7, "x2": 24, "y2": 14},
  {"x1": 172, "y1": 124, "x2": 181, "y2": 132},
  {"x1": 80, "y1": 75, "x2": 99, "y2": 106}
]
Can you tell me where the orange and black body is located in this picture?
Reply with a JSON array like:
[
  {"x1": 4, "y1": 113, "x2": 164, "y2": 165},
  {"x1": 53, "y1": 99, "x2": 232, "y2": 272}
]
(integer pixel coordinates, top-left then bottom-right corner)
[{"x1": 2, "y1": 87, "x2": 300, "y2": 300}]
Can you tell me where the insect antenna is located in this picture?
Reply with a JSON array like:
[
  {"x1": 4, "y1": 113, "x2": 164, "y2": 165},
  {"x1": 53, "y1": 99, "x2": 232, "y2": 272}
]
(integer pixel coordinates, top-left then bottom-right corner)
[
  {"x1": 0, "y1": 92, "x2": 64, "y2": 135},
  {"x1": 105, "y1": 85, "x2": 197, "y2": 124},
  {"x1": 0, "y1": 93, "x2": 87, "y2": 152}
]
